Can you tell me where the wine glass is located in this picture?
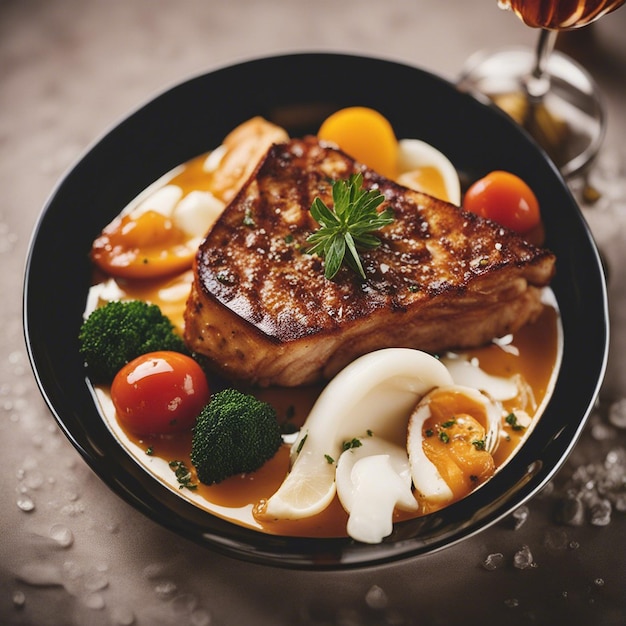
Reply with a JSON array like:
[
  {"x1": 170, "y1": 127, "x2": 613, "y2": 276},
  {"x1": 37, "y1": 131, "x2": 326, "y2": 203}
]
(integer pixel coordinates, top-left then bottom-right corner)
[{"x1": 458, "y1": 0, "x2": 625, "y2": 179}]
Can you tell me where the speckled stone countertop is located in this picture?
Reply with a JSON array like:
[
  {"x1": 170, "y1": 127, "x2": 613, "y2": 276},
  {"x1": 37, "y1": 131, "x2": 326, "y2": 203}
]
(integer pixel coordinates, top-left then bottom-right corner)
[{"x1": 2, "y1": 1, "x2": 625, "y2": 625}]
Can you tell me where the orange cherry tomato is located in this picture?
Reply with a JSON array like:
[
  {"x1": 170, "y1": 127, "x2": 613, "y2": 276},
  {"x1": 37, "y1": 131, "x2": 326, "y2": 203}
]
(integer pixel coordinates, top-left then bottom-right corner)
[
  {"x1": 318, "y1": 107, "x2": 398, "y2": 178},
  {"x1": 463, "y1": 171, "x2": 540, "y2": 234},
  {"x1": 111, "y1": 351, "x2": 210, "y2": 436}
]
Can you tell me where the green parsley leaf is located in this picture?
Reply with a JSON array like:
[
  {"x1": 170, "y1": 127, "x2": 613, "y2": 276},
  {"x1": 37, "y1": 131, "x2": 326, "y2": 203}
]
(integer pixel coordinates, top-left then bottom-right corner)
[
  {"x1": 168, "y1": 460, "x2": 197, "y2": 491},
  {"x1": 342, "y1": 437, "x2": 363, "y2": 452},
  {"x1": 296, "y1": 433, "x2": 308, "y2": 455},
  {"x1": 306, "y1": 173, "x2": 394, "y2": 280},
  {"x1": 505, "y1": 412, "x2": 526, "y2": 431}
]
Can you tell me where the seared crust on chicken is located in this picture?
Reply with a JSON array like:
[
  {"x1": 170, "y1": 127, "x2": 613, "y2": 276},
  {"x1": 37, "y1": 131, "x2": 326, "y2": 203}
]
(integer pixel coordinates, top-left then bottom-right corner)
[{"x1": 184, "y1": 136, "x2": 556, "y2": 387}]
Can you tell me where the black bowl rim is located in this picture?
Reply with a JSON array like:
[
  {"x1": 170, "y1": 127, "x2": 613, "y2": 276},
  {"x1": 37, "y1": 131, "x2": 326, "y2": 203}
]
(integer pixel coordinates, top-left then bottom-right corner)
[{"x1": 22, "y1": 52, "x2": 609, "y2": 570}]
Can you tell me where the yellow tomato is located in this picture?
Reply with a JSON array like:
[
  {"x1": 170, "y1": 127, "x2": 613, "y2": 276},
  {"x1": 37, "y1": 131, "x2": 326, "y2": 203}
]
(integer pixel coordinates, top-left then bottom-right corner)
[{"x1": 318, "y1": 107, "x2": 398, "y2": 178}]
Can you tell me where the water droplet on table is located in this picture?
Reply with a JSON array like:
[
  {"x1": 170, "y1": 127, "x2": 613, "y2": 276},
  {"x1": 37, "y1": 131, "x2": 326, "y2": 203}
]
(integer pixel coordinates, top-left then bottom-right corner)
[
  {"x1": 590, "y1": 499, "x2": 612, "y2": 526},
  {"x1": 482, "y1": 552, "x2": 505, "y2": 571},
  {"x1": 83, "y1": 568, "x2": 109, "y2": 592},
  {"x1": 513, "y1": 544, "x2": 536, "y2": 569},
  {"x1": 17, "y1": 494, "x2": 35, "y2": 512},
  {"x1": 49, "y1": 524, "x2": 74, "y2": 548},
  {"x1": 154, "y1": 580, "x2": 178, "y2": 599},
  {"x1": 364, "y1": 584, "x2": 388, "y2": 610},
  {"x1": 511, "y1": 504, "x2": 529, "y2": 529},
  {"x1": 12, "y1": 590, "x2": 26, "y2": 609}
]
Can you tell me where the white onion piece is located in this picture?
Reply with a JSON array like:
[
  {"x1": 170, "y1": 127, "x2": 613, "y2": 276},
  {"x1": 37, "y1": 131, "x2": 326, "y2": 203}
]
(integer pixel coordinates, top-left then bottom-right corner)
[
  {"x1": 441, "y1": 355, "x2": 519, "y2": 402},
  {"x1": 173, "y1": 189, "x2": 225, "y2": 237},
  {"x1": 336, "y1": 437, "x2": 417, "y2": 544},
  {"x1": 262, "y1": 349, "x2": 453, "y2": 520}
]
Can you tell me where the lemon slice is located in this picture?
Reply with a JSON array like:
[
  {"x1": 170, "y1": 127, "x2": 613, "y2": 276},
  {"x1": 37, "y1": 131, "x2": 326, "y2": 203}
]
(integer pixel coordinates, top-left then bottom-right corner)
[
  {"x1": 261, "y1": 348, "x2": 454, "y2": 520},
  {"x1": 258, "y1": 444, "x2": 337, "y2": 519}
]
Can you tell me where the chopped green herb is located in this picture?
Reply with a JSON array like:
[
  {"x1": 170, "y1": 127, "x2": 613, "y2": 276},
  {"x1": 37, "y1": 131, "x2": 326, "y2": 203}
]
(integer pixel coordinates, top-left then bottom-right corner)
[
  {"x1": 472, "y1": 439, "x2": 486, "y2": 450},
  {"x1": 342, "y1": 437, "x2": 363, "y2": 452},
  {"x1": 439, "y1": 432, "x2": 450, "y2": 444},
  {"x1": 296, "y1": 433, "x2": 308, "y2": 455},
  {"x1": 425, "y1": 428, "x2": 434, "y2": 438},
  {"x1": 324, "y1": 454, "x2": 335, "y2": 464},
  {"x1": 168, "y1": 460, "x2": 197, "y2": 491},
  {"x1": 505, "y1": 412, "x2": 525, "y2": 431},
  {"x1": 145, "y1": 446, "x2": 154, "y2": 456},
  {"x1": 441, "y1": 418, "x2": 456, "y2": 428}
]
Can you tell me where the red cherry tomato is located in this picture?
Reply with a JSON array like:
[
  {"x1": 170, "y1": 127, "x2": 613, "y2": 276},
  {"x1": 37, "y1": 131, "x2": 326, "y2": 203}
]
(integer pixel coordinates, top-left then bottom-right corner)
[
  {"x1": 463, "y1": 171, "x2": 540, "y2": 234},
  {"x1": 111, "y1": 351, "x2": 210, "y2": 435}
]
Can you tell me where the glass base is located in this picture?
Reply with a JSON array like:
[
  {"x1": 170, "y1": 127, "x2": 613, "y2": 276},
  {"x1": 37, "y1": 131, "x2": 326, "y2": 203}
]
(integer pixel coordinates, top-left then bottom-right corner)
[{"x1": 458, "y1": 46, "x2": 606, "y2": 179}]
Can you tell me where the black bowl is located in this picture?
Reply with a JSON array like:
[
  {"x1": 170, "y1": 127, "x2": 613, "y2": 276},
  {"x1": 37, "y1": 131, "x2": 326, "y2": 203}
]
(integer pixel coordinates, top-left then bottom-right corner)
[{"x1": 23, "y1": 53, "x2": 608, "y2": 569}]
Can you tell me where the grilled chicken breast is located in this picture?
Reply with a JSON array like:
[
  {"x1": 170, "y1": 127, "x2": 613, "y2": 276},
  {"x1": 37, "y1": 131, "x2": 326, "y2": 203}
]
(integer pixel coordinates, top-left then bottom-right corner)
[{"x1": 184, "y1": 136, "x2": 556, "y2": 387}]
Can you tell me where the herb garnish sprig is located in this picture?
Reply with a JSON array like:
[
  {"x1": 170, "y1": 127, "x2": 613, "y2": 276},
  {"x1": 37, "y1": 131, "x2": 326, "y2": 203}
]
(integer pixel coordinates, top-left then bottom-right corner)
[{"x1": 306, "y1": 173, "x2": 394, "y2": 280}]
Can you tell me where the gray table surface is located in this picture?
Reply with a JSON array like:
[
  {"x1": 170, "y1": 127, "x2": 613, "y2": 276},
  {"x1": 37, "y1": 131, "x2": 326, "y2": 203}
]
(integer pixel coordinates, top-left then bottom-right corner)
[{"x1": 2, "y1": 1, "x2": 625, "y2": 625}]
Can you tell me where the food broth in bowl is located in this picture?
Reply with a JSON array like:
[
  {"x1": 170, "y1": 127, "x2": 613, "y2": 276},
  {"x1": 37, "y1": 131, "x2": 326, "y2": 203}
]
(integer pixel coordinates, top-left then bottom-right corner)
[{"x1": 82, "y1": 110, "x2": 562, "y2": 543}]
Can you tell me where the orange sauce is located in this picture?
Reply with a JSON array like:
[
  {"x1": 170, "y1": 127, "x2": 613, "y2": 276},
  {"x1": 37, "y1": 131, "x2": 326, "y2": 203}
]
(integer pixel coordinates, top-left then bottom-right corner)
[
  {"x1": 464, "y1": 304, "x2": 560, "y2": 466},
  {"x1": 90, "y1": 152, "x2": 220, "y2": 281},
  {"x1": 93, "y1": 301, "x2": 559, "y2": 538},
  {"x1": 88, "y1": 143, "x2": 561, "y2": 539},
  {"x1": 168, "y1": 151, "x2": 216, "y2": 191}
]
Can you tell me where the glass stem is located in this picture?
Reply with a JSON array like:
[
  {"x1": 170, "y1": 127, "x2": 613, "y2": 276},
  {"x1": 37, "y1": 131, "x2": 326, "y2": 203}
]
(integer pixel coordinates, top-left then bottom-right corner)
[{"x1": 524, "y1": 28, "x2": 558, "y2": 102}]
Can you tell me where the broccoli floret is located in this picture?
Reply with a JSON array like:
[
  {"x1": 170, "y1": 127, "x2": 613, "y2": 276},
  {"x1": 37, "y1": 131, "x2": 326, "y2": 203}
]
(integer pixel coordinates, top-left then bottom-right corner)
[
  {"x1": 78, "y1": 299, "x2": 188, "y2": 382},
  {"x1": 191, "y1": 388, "x2": 283, "y2": 485}
]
